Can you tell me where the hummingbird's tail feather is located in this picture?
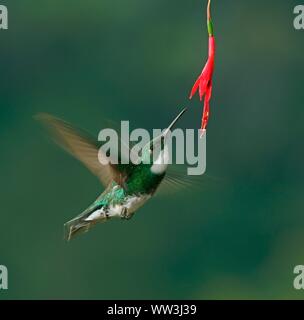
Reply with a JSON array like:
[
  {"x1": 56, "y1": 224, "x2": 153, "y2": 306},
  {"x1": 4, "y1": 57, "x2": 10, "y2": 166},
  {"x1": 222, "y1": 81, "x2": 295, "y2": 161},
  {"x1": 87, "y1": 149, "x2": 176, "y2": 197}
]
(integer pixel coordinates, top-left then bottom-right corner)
[
  {"x1": 64, "y1": 205, "x2": 110, "y2": 241},
  {"x1": 64, "y1": 217, "x2": 94, "y2": 241}
]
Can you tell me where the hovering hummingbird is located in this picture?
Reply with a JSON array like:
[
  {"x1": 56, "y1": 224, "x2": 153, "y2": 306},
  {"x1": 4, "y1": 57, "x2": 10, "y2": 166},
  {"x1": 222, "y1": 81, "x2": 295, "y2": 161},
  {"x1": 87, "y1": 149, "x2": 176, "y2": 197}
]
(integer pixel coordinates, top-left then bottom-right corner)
[{"x1": 37, "y1": 108, "x2": 192, "y2": 241}]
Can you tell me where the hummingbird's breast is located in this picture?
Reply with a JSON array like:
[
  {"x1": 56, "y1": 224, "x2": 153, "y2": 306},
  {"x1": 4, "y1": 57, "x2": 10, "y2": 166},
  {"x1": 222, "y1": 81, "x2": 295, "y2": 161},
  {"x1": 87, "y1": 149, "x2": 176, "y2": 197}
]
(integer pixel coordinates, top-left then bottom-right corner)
[
  {"x1": 85, "y1": 185, "x2": 151, "y2": 222},
  {"x1": 126, "y1": 164, "x2": 166, "y2": 195}
]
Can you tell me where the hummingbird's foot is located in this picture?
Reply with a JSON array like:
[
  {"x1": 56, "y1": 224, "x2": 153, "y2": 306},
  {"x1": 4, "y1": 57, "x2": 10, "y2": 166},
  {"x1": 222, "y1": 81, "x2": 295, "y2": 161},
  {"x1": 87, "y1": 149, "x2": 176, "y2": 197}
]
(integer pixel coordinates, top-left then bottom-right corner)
[
  {"x1": 120, "y1": 207, "x2": 129, "y2": 220},
  {"x1": 104, "y1": 209, "x2": 110, "y2": 220},
  {"x1": 120, "y1": 207, "x2": 135, "y2": 220}
]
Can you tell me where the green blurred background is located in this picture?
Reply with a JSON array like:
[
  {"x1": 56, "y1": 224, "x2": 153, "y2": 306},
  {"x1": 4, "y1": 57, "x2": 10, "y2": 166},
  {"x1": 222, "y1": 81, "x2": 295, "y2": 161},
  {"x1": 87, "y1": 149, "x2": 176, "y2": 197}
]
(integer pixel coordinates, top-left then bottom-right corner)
[{"x1": 0, "y1": 0, "x2": 304, "y2": 299}]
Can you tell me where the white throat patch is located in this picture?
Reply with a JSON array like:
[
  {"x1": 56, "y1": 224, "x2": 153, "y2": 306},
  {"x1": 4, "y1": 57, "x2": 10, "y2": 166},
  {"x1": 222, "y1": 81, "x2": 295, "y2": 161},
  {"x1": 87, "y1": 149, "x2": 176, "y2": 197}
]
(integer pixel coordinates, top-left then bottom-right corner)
[{"x1": 150, "y1": 148, "x2": 169, "y2": 175}]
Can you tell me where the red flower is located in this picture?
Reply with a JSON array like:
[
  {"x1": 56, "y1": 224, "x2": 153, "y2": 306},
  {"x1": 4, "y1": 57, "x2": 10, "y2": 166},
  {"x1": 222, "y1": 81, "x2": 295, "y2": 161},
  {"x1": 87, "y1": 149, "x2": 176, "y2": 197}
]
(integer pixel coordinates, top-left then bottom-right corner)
[{"x1": 189, "y1": 0, "x2": 215, "y2": 132}]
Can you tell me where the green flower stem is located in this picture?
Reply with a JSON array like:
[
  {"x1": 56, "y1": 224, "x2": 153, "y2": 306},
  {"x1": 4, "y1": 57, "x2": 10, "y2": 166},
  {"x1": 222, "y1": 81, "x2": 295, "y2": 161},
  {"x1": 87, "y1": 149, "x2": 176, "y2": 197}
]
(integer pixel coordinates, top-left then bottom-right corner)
[{"x1": 207, "y1": 20, "x2": 213, "y2": 36}]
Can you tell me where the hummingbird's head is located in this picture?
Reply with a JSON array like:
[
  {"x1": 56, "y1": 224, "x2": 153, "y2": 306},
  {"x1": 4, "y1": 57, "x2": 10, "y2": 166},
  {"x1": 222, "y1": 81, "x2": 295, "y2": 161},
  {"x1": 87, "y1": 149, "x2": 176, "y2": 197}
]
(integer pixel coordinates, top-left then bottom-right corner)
[{"x1": 140, "y1": 107, "x2": 187, "y2": 175}]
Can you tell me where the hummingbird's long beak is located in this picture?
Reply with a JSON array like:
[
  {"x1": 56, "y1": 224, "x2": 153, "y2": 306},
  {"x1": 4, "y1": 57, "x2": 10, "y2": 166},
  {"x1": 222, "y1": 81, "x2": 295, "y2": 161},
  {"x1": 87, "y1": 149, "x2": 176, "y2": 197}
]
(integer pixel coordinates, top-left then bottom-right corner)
[{"x1": 162, "y1": 107, "x2": 187, "y2": 137}]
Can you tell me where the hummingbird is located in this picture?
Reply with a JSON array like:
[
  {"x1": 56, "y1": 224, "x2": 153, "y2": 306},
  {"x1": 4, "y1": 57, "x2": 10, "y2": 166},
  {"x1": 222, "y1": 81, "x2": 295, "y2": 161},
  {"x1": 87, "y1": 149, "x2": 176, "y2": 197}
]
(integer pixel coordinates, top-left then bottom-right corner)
[{"x1": 36, "y1": 108, "x2": 190, "y2": 241}]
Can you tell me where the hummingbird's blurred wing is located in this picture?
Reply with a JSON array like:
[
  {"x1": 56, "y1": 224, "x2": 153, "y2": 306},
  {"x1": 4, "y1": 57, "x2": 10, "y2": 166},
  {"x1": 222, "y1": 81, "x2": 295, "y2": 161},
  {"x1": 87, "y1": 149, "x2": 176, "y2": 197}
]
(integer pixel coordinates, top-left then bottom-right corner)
[
  {"x1": 156, "y1": 165, "x2": 216, "y2": 196},
  {"x1": 36, "y1": 113, "x2": 130, "y2": 187}
]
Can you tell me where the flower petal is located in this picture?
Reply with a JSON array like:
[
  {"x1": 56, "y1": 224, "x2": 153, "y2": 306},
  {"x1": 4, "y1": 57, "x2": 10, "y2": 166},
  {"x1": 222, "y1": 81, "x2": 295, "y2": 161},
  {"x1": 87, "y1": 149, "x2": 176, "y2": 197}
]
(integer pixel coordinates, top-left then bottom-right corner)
[
  {"x1": 199, "y1": 78, "x2": 208, "y2": 101},
  {"x1": 201, "y1": 83, "x2": 212, "y2": 130},
  {"x1": 189, "y1": 76, "x2": 201, "y2": 99}
]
